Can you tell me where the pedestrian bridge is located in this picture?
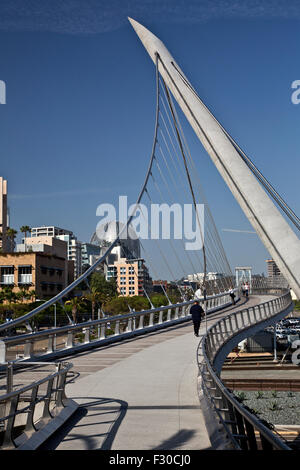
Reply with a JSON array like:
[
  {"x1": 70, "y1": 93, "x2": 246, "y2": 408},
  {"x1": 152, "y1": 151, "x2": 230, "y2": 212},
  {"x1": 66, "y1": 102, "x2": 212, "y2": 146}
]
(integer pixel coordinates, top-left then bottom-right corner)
[
  {"x1": 0, "y1": 18, "x2": 299, "y2": 452},
  {"x1": 0, "y1": 287, "x2": 293, "y2": 451}
]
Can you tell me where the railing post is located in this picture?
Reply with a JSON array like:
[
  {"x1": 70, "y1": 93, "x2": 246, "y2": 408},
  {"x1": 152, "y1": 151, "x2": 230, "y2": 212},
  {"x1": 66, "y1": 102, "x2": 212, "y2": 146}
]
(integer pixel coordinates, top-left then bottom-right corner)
[
  {"x1": 6, "y1": 361, "x2": 13, "y2": 393},
  {"x1": 158, "y1": 308, "x2": 164, "y2": 324},
  {"x1": 100, "y1": 323, "x2": 106, "y2": 339},
  {"x1": 24, "y1": 340, "x2": 33, "y2": 359},
  {"x1": 42, "y1": 378, "x2": 54, "y2": 419},
  {"x1": 260, "y1": 433, "x2": 274, "y2": 450},
  {"x1": 84, "y1": 326, "x2": 91, "y2": 343},
  {"x1": 167, "y1": 307, "x2": 172, "y2": 321},
  {"x1": 65, "y1": 330, "x2": 74, "y2": 348},
  {"x1": 126, "y1": 317, "x2": 132, "y2": 333},
  {"x1": 55, "y1": 364, "x2": 66, "y2": 408},
  {"x1": 174, "y1": 307, "x2": 179, "y2": 319},
  {"x1": 138, "y1": 313, "x2": 144, "y2": 330},
  {"x1": 240, "y1": 312, "x2": 246, "y2": 328},
  {"x1": 0, "y1": 340, "x2": 6, "y2": 363},
  {"x1": 114, "y1": 320, "x2": 120, "y2": 336},
  {"x1": 25, "y1": 385, "x2": 38, "y2": 432},
  {"x1": 2, "y1": 396, "x2": 19, "y2": 449},
  {"x1": 234, "y1": 410, "x2": 248, "y2": 450},
  {"x1": 47, "y1": 335, "x2": 54, "y2": 353},
  {"x1": 244, "y1": 419, "x2": 258, "y2": 450},
  {"x1": 149, "y1": 312, "x2": 154, "y2": 327},
  {"x1": 228, "y1": 316, "x2": 234, "y2": 334}
]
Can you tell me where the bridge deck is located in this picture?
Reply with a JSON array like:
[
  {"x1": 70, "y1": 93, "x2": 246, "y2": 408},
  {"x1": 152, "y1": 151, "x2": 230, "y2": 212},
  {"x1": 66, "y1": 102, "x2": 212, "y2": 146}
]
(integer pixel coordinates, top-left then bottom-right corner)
[{"x1": 40, "y1": 295, "x2": 272, "y2": 451}]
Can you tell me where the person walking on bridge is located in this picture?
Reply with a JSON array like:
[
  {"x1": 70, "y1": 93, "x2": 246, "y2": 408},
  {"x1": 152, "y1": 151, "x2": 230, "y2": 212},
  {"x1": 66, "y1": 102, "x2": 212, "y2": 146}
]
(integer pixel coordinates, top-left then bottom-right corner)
[{"x1": 190, "y1": 300, "x2": 204, "y2": 337}]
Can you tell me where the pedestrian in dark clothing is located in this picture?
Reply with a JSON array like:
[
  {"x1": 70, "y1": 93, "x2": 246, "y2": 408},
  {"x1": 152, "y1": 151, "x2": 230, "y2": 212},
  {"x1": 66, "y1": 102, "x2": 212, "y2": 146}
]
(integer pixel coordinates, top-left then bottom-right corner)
[
  {"x1": 190, "y1": 300, "x2": 204, "y2": 337},
  {"x1": 229, "y1": 287, "x2": 236, "y2": 305}
]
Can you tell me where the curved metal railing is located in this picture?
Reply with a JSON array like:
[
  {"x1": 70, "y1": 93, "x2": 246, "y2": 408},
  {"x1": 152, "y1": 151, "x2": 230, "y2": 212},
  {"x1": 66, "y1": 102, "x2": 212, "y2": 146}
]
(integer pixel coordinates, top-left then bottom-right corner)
[
  {"x1": 198, "y1": 287, "x2": 294, "y2": 450},
  {"x1": 0, "y1": 360, "x2": 75, "y2": 449},
  {"x1": 1, "y1": 290, "x2": 234, "y2": 363}
]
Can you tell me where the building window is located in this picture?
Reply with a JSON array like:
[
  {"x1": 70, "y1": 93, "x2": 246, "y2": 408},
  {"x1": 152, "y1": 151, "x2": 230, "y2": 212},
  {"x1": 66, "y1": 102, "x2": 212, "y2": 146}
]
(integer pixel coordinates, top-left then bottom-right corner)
[
  {"x1": 18, "y1": 265, "x2": 32, "y2": 284},
  {"x1": 0, "y1": 266, "x2": 14, "y2": 285},
  {"x1": 120, "y1": 267, "x2": 126, "y2": 274},
  {"x1": 128, "y1": 266, "x2": 135, "y2": 274},
  {"x1": 120, "y1": 287, "x2": 126, "y2": 295},
  {"x1": 41, "y1": 266, "x2": 47, "y2": 275},
  {"x1": 120, "y1": 276, "x2": 126, "y2": 285},
  {"x1": 128, "y1": 276, "x2": 135, "y2": 285},
  {"x1": 128, "y1": 287, "x2": 135, "y2": 295}
]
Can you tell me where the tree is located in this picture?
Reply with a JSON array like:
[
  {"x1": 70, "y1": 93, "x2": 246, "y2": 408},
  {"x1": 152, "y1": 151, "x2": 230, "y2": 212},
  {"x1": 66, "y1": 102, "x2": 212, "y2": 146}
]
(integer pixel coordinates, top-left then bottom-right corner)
[
  {"x1": 2, "y1": 286, "x2": 17, "y2": 304},
  {"x1": 17, "y1": 286, "x2": 36, "y2": 303},
  {"x1": 6, "y1": 228, "x2": 18, "y2": 251},
  {"x1": 90, "y1": 273, "x2": 118, "y2": 308},
  {"x1": 20, "y1": 225, "x2": 31, "y2": 240},
  {"x1": 150, "y1": 293, "x2": 169, "y2": 308},
  {"x1": 83, "y1": 286, "x2": 102, "y2": 321},
  {"x1": 64, "y1": 296, "x2": 85, "y2": 324},
  {"x1": 104, "y1": 296, "x2": 150, "y2": 316}
]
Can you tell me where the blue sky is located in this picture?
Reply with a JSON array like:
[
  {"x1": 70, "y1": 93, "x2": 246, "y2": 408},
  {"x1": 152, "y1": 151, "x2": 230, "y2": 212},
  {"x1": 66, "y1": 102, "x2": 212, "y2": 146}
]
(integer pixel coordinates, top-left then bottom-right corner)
[{"x1": 0, "y1": 0, "x2": 300, "y2": 277}]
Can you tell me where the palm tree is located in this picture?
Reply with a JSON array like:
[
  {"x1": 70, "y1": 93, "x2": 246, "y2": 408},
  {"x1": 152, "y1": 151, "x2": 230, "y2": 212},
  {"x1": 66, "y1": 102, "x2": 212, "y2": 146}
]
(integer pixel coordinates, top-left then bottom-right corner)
[
  {"x1": 83, "y1": 287, "x2": 102, "y2": 321},
  {"x1": 17, "y1": 286, "x2": 36, "y2": 303},
  {"x1": 64, "y1": 296, "x2": 84, "y2": 324},
  {"x1": 2, "y1": 286, "x2": 17, "y2": 304},
  {"x1": 20, "y1": 225, "x2": 31, "y2": 240},
  {"x1": 6, "y1": 228, "x2": 18, "y2": 252}
]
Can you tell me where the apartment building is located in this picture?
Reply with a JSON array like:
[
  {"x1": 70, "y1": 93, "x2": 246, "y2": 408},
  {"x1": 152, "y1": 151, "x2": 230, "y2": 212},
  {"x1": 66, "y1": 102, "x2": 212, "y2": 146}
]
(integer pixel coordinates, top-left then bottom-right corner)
[
  {"x1": 106, "y1": 257, "x2": 152, "y2": 297},
  {"x1": 1, "y1": 236, "x2": 74, "y2": 300},
  {"x1": 30, "y1": 226, "x2": 82, "y2": 279}
]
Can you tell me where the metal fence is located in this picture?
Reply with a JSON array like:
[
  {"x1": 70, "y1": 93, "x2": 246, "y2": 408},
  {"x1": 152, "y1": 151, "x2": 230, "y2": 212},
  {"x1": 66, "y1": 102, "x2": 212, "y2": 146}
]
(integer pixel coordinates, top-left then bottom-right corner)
[
  {"x1": 0, "y1": 290, "x2": 233, "y2": 363},
  {"x1": 198, "y1": 287, "x2": 294, "y2": 450},
  {"x1": 0, "y1": 361, "x2": 76, "y2": 449}
]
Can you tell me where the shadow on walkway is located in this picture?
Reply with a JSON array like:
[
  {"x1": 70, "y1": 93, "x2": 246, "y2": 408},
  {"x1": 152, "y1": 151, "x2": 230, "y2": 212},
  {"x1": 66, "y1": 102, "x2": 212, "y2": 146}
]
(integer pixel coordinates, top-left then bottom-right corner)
[
  {"x1": 40, "y1": 397, "x2": 128, "y2": 450},
  {"x1": 153, "y1": 429, "x2": 212, "y2": 450}
]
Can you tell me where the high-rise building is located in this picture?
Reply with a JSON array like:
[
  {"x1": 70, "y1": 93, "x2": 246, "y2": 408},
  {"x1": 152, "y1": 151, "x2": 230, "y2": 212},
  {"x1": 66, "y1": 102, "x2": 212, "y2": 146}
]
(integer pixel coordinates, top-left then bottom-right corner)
[
  {"x1": 0, "y1": 177, "x2": 8, "y2": 252},
  {"x1": 266, "y1": 259, "x2": 288, "y2": 288},
  {"x1": 266, "y1": 259, "x2": 281, "y2": 277},
  {"x1": 30, "y1": 226, "x2": 82, "y2": 279},
  {"x1": 81, "y1": 243, "x2": 101, "y2": 270}
]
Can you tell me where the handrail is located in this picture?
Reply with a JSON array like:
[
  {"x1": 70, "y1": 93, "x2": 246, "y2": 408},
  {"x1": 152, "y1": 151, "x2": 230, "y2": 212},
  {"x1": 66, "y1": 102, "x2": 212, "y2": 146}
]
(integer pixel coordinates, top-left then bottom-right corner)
[
  {"x1": 198, "y1": 287, "x2": 294, "y2": 450},
  {"x1": 1, "y1": 290, "x2": 234, "y2": 363},
  {"x1": 0, "y1": 361, "x2": 75, "y2": 449}
]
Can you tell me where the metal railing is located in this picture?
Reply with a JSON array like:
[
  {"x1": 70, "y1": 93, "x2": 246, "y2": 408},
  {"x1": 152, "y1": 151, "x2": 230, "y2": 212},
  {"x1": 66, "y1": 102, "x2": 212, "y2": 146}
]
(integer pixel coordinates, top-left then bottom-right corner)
[
  {"x1": 0, "y1": 290, "x2": 234, "y2": 363},
  {"x1": 0, "y1": 361, "x2": 75, "y2": 449},
  {"x1": 198, "y1": 287, "x2": 294, "y2": 450}
]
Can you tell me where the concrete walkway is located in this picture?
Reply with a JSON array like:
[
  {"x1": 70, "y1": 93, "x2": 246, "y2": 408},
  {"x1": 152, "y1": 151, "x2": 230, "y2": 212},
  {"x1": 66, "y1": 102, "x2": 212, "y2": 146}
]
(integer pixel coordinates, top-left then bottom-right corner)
[
  {"x1": 43, "y1": 325, "x2": 210, "y2": 450},
  {"x1": 40, "y1": 295, "x2": 268, "y2": 451}
]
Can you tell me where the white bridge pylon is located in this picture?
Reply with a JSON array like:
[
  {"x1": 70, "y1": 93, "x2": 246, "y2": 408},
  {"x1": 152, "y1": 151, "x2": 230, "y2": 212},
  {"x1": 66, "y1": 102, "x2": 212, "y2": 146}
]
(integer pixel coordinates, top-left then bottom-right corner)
[{"x1": 129, "y1": 17, "x2": 300, "y2": 299}]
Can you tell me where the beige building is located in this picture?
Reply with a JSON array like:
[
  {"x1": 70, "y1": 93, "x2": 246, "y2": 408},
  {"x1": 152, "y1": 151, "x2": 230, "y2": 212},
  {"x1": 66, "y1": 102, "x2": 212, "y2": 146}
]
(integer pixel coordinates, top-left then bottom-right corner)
[
  {"x1": 106, "y1": 258, "x2": 152, "y2": 297},
  {"x1": 0, "y1": 177, "x2": 8, "y2": 252},
  {"x1": 30, "y1": 226, "x2": 82, "y2": 279},
  {"x1": 0, "y1": 236, "x2": 74, "y2": 300}
]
